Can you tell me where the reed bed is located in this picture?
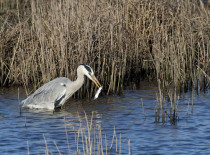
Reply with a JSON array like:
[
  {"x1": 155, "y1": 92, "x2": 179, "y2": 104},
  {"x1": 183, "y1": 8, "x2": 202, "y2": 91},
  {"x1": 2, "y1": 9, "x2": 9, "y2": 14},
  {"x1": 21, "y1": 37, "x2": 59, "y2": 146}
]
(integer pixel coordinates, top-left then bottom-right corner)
[
  {"x1": 0, "y1": 0, "x2": 209, "y2": 98},
  {"x1": 35, "y1": 112, "x2": 125, "y2": 154}
]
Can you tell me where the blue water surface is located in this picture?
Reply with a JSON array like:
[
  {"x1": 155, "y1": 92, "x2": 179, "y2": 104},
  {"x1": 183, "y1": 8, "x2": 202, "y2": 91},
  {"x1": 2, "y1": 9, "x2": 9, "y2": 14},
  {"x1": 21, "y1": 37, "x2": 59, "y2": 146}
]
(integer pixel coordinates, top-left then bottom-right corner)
[{"x1": 0, "y1": 86, "x2": 209, "y2": 155}]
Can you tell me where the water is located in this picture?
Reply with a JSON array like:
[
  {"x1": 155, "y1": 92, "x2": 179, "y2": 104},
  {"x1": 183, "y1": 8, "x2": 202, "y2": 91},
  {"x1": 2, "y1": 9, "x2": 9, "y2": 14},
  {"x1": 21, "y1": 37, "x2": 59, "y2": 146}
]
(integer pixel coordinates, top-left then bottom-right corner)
[{"x1": 0, "y1": 86, "x2": 210, "y2": 155}]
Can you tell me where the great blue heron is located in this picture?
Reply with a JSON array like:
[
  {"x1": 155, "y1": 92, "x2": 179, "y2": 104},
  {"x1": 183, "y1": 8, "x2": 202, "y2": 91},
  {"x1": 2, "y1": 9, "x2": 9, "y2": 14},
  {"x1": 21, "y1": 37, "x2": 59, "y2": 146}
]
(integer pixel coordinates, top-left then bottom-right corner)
[{"x1": 22, "y1": 64, "x2": 102, "y2": 110}]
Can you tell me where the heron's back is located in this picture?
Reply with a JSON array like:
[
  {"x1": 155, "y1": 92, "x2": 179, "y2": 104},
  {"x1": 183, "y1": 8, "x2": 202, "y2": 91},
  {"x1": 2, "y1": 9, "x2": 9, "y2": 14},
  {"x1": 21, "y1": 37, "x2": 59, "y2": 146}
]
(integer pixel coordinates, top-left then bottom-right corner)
[{"x1": 22, "y1": 77, "x2": 72, "y2": 110}]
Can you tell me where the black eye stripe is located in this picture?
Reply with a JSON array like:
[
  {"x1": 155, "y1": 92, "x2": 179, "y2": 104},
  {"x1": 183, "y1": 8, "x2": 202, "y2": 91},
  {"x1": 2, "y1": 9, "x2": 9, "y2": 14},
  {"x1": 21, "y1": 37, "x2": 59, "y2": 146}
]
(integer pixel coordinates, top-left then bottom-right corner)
[{"x1": 81, "y1": 64, "x2": 92, "y2": 73}]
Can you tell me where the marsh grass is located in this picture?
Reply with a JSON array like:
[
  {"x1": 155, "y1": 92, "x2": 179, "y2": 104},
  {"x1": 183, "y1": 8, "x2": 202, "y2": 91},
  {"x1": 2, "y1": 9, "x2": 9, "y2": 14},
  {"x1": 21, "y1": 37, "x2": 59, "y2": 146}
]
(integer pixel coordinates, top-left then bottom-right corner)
[
  {"x1": 0, "y1": 0, "x2": 209, "y2": 98},
  {"x1": 34, "y1": 112, "x2": 125, "y2": 154}
]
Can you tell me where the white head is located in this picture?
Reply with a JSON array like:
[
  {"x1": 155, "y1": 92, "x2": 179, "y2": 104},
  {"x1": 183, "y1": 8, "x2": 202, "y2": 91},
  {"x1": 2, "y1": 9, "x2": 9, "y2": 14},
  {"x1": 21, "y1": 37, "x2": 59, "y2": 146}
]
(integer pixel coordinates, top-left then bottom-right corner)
[{"x1": 77, "y1": 64, "x2": 102, "y2": 88}]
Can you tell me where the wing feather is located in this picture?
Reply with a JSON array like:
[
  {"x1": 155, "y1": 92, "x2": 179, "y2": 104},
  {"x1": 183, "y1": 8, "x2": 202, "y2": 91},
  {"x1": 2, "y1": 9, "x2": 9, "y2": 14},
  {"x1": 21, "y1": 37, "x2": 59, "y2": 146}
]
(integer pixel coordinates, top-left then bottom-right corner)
[{"x1": 22, "y1": 77, "x2": 72, "y2": 109}]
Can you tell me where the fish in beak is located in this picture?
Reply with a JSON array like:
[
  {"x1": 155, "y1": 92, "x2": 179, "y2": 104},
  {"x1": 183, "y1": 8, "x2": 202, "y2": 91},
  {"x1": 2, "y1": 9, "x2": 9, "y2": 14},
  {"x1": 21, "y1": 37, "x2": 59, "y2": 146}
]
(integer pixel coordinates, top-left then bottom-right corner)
[{"x1": 89, "y1": 74, "x2": 102, "y2": 88}]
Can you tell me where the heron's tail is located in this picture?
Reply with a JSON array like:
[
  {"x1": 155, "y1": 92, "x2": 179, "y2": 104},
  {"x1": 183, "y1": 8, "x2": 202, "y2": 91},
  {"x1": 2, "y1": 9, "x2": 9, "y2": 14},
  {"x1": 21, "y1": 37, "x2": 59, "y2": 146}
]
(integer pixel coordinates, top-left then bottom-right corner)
[{"x1": 21, "y1": 98, "x2": 27, "y2": 106}]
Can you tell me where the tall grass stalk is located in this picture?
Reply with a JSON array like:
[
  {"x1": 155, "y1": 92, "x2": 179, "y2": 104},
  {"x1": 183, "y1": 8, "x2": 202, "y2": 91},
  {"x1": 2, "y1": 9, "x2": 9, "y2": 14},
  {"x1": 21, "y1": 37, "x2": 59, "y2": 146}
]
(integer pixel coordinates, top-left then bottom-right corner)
[
  {"x1": 39, "y1": 112, "x2": 125, "y2": 154},
  {"x1": 17, "y1": 87, "x2": 22, "y2": 113},
  {"x1": 64, "y1": 121, "x2": 71, "y2": 155},
  {"x1": 27, "y1": 141, "x2": 30, "y2": 155},
  {"x1": 141, "y1": 98, "x2": 146, "y2": 120},
  {"x1": 0, "y1": 0, "x2": 209, "y2": 97},
  {"x1": 43, "y1": 134, "x2": 49, "y2": 155}
]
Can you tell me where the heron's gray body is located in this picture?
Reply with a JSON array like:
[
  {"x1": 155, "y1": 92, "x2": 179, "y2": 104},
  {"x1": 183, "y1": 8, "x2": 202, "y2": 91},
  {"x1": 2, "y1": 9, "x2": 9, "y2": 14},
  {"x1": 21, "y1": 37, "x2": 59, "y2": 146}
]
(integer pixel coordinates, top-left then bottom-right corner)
[
  {"x1": 21, "y1": 64, "x2": 101, "y2": 110},
  {"x1": 22, "y1": 77, "x2": 78, "y2": 110}
]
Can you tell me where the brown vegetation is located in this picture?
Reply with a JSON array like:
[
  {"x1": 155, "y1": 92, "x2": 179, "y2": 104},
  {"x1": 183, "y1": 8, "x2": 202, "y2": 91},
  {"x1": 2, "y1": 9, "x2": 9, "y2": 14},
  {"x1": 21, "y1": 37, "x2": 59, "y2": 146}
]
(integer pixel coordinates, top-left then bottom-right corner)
[{"x1": 0, "y1": 0, "x2": 209, "y2": 98}]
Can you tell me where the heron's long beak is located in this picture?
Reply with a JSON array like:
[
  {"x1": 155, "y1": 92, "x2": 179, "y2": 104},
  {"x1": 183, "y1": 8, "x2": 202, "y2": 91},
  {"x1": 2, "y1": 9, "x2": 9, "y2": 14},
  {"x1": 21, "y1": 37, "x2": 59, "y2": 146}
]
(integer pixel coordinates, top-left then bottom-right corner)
[{"x1": 90, "y1": 74, "x2": 102, "y2": 88}]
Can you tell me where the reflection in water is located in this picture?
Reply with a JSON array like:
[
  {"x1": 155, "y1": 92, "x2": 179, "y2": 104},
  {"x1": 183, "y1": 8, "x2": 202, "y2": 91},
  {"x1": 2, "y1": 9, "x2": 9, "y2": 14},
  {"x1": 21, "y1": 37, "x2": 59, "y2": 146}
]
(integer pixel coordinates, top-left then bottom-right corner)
[{"x1": 0, "y1": 87, "x2": 210, "y2": 154}]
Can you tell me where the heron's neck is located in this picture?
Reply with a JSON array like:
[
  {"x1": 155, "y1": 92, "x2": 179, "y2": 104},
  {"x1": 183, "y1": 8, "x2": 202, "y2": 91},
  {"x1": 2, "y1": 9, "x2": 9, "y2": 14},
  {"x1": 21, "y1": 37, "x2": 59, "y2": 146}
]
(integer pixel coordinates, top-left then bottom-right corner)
[
  {"x1": 74, "y1": 72, "x2": 85, "y2": 89},
  {"x1": 66, "y1": 72, "x2": 85, "y2": 96}
]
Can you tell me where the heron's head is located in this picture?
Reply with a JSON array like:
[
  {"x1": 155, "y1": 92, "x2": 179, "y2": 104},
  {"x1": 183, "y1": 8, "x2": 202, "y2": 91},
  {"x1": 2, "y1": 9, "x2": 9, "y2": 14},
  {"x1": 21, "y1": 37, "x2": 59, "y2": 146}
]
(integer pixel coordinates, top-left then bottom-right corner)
[{"x1": 78, "y1": 64, "x2": 102, "y2": 88}]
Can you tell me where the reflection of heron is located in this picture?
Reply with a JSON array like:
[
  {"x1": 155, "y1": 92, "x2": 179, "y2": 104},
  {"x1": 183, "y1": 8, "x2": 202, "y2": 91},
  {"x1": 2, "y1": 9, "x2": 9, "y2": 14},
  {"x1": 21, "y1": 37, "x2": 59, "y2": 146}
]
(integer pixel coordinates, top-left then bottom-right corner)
[{"x1": 22, "y1": 64, "x2": 102, "y2": 110}]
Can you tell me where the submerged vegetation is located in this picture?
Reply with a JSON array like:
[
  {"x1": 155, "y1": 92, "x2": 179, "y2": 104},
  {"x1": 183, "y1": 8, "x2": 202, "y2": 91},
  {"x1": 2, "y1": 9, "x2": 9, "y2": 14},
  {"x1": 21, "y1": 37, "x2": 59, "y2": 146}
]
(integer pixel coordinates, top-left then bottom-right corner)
[{"x1": 0, "y1": 0, "x2": 209, "y2": 97}]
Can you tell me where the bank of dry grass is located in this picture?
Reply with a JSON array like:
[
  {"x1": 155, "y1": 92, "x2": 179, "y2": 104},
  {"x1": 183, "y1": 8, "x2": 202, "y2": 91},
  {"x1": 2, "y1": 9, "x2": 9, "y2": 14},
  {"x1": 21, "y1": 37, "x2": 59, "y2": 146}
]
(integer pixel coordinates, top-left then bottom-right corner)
[{"x1": 0, "y1": 0, "x2": 209, "y2": 97}]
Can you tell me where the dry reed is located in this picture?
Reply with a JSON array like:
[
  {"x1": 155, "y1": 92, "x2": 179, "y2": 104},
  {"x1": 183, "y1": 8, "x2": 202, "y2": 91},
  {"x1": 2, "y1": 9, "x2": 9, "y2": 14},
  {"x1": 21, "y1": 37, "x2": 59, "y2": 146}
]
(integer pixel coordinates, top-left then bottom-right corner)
[
  {"x1": 32, "y1": 112, "x2": 125, "y2": 154},
  {"x1": 0, "y1": 0, "x2": 209, "y2": 98}
]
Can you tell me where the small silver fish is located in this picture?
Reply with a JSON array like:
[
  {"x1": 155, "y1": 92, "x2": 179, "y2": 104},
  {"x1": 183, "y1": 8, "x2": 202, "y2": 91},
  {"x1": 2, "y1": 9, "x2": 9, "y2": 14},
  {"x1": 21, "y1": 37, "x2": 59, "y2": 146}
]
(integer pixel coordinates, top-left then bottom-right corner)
[{"x1": 94, "y1": 86, "x2": 103, "y2": 100}]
